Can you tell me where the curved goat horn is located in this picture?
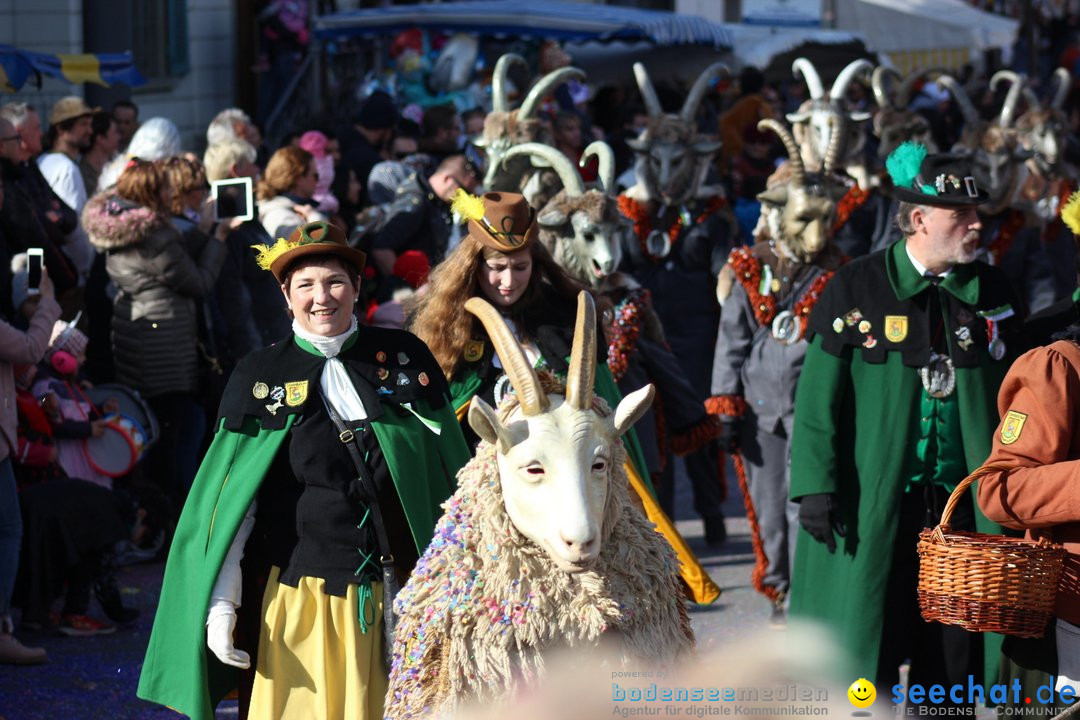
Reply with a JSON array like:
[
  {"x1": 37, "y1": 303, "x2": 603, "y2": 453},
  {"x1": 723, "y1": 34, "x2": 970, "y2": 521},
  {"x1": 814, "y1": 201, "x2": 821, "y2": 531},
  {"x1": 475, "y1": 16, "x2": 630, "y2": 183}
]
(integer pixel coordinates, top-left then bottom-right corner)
[
  {"x1": 896, "y1": 67, "x2": 944, "y2": 108},
  {"x1": 937, "y1": 75, "x2": 979, "y2": 126},
  {"x1": 1021, "y1": 85, "x2": 1042, "y2": 113},
  {"x1": 565, "y1": 291, "x2": 597, "y2": 411},
  {"x1": 793, "y1": 58, "x2": 824, "y2": 100},
  {"x1": 519, "y1": 66, "x2": 585, "y2": 120},
  {"x1": 582, "y1": 141, "x2": 615, "y2": 192},
  {"x1": 830, "y1": 59, "x2": 872, "y2": 102},
  {"x1": 492, "y1": 53, "x2": 527, "y2": 114},
  {"x1": 465, "y1": 297, "x2": 550, "y2": 416},
  {"x1": 633, "y1": 62, "x2": 663, "y2": 118},
  {"x1": 872, "y1": 66, "x2": 901, "y2": 110},
  {"x1": 822, "y1": 115, "x2": 844, "y2": 176},
  {"x1": 991, "y1": 70, "x2": 1026, "y2": 127},
  {"x1": 1052, "y1": 67, "x2": 1071, "y2": 110},
  {"x1": 681, "y1": 62, "x2": 730, "y2": 124},
  {"x1": 502, "y1": 142, "x2": 585, "y2": 198},
  {"x1": 758, "y1": 118, "x2": 805, "y2": 185}
]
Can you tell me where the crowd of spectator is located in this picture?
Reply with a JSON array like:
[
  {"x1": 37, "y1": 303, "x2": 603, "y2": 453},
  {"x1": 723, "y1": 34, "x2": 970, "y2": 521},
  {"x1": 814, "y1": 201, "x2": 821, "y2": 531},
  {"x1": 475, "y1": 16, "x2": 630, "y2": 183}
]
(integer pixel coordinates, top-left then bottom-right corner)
[{"x1": 3, "y1": 19, "x2": 1080, "y2": 666}]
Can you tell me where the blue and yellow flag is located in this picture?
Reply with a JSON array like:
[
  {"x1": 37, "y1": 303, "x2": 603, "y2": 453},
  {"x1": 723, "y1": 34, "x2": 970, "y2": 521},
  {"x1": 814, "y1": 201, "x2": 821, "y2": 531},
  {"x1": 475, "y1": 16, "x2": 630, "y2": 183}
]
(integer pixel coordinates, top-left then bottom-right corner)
[{"x1": 0, "y1": 44, "x2": 145, "y2": 92}]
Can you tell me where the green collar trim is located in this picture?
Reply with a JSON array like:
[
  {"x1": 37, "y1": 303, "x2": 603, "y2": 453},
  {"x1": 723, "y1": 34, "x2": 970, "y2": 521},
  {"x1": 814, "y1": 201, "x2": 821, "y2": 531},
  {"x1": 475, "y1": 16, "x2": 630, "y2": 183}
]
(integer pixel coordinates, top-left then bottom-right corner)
[
  {"x1": 886, "y1": 239, "x2": 979, "y2": 305},
  {"x1": 293, "y1": 330, "x2": 360, "y2": 358}
]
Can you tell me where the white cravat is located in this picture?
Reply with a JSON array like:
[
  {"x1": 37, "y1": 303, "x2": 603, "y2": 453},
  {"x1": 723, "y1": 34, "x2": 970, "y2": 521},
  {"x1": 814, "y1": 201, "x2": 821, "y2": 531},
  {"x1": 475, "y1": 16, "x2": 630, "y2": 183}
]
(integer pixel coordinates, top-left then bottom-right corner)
[{"x1": 292, "y1": 316, "x2": 368, "y2": 421}]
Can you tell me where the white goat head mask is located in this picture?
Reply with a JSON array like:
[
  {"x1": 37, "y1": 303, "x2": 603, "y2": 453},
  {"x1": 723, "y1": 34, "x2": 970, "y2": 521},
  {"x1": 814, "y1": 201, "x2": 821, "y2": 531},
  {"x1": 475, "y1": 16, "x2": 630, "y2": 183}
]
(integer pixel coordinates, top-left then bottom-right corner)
[{"x1": 464, "y1": 292, "x2": 654, "y2": 573}]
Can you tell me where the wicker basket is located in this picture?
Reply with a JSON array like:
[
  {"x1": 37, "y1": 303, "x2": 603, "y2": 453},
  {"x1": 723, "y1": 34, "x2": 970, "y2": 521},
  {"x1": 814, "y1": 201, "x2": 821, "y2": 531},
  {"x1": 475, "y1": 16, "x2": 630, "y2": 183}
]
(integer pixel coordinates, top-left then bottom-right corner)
[{"x1": 917, "y1": 464, "x2": 1068, "y2": 638}]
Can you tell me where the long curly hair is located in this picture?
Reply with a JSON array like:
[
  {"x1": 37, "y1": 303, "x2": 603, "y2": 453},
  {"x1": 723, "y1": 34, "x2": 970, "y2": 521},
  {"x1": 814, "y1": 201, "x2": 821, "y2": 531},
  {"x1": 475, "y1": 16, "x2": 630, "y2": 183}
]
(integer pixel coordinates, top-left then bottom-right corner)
[
  {"x1": 409, "y1": 234, "x2": 589, "y2": 379},
  {"x1": 159, "y1": 155, "x2": 206, "y2": 216}
]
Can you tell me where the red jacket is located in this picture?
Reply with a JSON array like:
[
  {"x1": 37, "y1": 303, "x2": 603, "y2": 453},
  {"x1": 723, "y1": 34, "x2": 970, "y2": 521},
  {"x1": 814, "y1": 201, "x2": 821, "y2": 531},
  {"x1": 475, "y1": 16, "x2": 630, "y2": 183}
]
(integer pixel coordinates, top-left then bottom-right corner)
[{"x1": 15, "y1": 386, "x2": 55, "y2": 469}]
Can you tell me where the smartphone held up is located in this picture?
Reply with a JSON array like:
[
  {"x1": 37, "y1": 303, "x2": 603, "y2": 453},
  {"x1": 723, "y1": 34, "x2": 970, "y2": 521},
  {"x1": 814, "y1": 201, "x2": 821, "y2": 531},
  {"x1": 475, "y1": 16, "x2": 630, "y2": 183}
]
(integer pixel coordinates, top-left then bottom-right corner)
[{"x1": 26, "y1": 247, "x2": 43, "y2": 296}]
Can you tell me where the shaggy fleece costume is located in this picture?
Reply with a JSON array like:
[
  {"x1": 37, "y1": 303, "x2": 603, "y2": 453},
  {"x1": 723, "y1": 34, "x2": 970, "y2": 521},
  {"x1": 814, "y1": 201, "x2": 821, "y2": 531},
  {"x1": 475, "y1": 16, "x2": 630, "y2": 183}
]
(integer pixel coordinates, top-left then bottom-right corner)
[{"x1": 384, "y1": 377, "x2": 694, "y2": 719}]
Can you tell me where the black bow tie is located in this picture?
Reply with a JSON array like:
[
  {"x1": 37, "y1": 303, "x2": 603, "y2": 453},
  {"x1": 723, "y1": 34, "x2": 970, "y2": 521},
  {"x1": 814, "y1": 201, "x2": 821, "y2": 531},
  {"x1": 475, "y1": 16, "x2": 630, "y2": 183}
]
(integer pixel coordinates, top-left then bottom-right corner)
[{"x1": 923, "y1": 272, "x2": 943, "y2": 286}]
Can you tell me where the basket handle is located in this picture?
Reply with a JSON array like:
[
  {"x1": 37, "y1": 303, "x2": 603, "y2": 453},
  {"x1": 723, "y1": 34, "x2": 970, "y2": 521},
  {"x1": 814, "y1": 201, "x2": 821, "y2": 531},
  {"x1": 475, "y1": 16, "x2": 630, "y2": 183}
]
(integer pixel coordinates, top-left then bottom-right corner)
[{"x1": 931, "y1": 463, "x2": 1013, "y2": 542}]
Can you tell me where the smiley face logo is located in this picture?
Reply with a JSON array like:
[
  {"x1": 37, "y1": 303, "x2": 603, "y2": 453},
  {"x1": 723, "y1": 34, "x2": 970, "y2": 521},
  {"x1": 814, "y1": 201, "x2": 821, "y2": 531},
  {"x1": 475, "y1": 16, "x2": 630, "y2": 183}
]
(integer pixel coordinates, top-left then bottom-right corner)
[{"x1": 847, "y1": 678, "x2": 876, "y2": 709}]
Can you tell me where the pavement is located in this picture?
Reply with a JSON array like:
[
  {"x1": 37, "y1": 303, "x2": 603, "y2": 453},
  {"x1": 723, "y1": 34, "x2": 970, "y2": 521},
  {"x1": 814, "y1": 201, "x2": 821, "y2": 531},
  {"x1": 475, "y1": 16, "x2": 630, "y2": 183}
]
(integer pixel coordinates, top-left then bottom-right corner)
[{"x1": 0, "y1": 460, "x2": 774, "y2": 720}]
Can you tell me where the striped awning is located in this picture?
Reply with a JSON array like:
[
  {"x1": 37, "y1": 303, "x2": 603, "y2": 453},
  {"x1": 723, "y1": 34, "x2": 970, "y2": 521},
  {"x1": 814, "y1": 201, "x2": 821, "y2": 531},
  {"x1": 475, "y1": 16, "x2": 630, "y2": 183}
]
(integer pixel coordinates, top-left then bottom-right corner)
[
  {"x1": 315, "y1": 0, "x2": 735, "y2": 50},
  {"x1": 0, "y1": 44, "x2": 145, "y2": 92}
]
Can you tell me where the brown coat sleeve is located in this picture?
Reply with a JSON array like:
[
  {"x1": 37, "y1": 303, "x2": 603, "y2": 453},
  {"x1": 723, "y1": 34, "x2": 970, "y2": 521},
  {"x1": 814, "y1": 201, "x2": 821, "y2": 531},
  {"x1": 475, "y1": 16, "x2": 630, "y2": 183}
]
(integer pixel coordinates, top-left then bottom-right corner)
[{"x1": 977, "y1": 341, "x2": 1080, "y2": 530}]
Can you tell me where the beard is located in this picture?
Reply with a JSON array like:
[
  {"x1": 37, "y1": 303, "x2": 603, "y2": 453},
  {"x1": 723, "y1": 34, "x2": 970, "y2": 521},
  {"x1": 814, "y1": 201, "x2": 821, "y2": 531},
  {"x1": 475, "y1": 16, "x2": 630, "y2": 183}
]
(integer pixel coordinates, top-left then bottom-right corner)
[{"x1": 951, "y1": 231, "x2": 980, "y2": 265}]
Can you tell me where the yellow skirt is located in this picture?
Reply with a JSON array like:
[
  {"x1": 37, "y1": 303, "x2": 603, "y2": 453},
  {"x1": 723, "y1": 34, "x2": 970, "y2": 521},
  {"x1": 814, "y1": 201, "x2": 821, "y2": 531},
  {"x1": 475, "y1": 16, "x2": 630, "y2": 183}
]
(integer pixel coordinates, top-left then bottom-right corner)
[{"x1": 250, "y1": 566, "x2": 387, "y2": 720}]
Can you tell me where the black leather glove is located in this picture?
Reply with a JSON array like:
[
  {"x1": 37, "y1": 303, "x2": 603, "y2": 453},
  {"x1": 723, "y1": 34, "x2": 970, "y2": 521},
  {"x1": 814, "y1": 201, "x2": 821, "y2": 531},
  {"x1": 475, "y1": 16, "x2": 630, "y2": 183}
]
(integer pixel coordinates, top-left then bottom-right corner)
[
  {"x1": 798, "y1": 493, "x2": 846, "y2": 553},
  {"x1": 717, "y1": 419, "x2": 741, "y2": 453}
]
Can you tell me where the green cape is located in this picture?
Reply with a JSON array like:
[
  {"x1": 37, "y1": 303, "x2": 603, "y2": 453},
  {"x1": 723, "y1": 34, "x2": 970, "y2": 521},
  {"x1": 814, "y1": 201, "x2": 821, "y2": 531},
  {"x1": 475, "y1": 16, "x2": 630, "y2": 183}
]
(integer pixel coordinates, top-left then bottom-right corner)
[
  {"x1": 137, "y1": 340, "x2": 470, "y2": 719},
  {"x1": 789, "y1": 242, "x2": 1021, "y2": 685}
]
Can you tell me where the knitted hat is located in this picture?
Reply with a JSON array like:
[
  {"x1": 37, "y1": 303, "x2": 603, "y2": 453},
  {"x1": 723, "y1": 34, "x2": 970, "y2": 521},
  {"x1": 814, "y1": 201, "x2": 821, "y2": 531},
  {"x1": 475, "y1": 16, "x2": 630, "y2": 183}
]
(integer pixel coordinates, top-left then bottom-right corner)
[
  {"x1": 451, "y1": 190, "x2": 537, "y2": 253},
  {"x1": 298, "y1": 130, "x2": 328, "y2": 159},
  {"x1": 253, "y1": 221, "x2": 368, "y2": 283},
  {"x1": 357, "y1": 92, "x2": 398, "y2": 130},
  {"x1": 49, "y1": 314, "x2": 88, "y2": 357},
  {"x1": 393, "y1": 249, "x2": 431, "y2": 289}
]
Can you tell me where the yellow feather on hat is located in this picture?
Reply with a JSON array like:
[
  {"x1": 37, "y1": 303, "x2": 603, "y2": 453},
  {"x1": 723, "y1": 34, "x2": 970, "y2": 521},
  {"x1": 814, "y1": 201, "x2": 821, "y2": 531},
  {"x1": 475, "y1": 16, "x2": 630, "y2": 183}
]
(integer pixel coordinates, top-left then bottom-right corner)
[
  {"x1": 450, "y1": 188, "x2": 487, "y2": 223},
  {"x1": 1062, "y1": 191, "x2": 1080, "y2": 236},
  {"x1": 252, "y1": 237, "x2": 298, "y2": 272}
]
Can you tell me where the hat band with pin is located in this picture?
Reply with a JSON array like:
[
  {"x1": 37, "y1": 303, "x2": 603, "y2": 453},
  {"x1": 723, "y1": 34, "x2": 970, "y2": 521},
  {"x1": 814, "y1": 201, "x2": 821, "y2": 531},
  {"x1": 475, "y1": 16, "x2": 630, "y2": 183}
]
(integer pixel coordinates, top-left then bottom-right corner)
[
  {"x1": 254, "y1": 221, "x2": 368, "y2": 282},
  {"x1": 887, "y1": 142, "x2": 987, "y2": 207}
]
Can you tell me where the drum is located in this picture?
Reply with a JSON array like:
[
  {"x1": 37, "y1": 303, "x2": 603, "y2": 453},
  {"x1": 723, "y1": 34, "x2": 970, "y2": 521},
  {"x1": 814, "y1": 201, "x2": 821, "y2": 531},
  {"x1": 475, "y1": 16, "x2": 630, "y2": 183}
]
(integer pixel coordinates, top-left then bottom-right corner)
[
  {"x1": 85, "y1": 383, "x2": 159, "y2": 452},
  {"x1": 83, "y1": 413, "x2": 148, "y2": 478}
]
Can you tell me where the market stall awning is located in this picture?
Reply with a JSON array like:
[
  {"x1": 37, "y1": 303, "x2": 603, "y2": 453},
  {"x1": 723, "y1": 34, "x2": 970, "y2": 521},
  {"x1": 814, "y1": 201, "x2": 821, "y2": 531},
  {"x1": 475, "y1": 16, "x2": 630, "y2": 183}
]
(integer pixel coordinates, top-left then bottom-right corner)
[
  {"x1": 834, "y1": 0, "x2": 1019, "y2": 70},
  {"x1": 725, "y1": 25, "x2": 867, "y2": 71},
  {"x1": 314, "y1": 0, "x2": 735, "y2": 50},
  {"x1": 0, "y1": 44, "x2": 145, "y2": 92}
]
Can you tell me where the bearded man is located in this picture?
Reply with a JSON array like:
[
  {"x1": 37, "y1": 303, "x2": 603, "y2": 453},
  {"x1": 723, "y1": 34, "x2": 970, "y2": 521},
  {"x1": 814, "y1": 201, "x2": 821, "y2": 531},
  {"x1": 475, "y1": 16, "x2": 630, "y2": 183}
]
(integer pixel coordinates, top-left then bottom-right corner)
[{"x1": 788, "y1": 143, "x2": 1024, "y2": 699}]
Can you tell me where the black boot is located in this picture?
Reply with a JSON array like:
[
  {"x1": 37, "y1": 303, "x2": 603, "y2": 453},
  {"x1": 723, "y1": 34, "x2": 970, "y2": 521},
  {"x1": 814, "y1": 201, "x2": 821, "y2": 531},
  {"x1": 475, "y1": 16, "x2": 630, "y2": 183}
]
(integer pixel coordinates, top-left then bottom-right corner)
[
  {"x1": 704, "y1": 514, "x2": 727, "y2": 547},
  {"x1": 94, "y1": 553, "x2": 139, "y2": 625}
]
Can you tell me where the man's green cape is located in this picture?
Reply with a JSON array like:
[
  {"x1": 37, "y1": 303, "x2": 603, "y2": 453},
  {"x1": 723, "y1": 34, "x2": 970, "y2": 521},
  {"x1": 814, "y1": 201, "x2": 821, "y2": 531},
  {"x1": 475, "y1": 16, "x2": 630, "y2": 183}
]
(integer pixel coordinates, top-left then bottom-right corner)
[{"x1": 789, "y1": 241, "x2": 1025, "y2": 685}]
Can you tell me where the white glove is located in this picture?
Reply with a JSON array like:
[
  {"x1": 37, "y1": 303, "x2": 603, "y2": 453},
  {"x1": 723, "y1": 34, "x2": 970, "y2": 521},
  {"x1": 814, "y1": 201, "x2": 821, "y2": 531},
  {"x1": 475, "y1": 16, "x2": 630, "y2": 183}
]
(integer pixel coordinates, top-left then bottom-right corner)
[
  {"x1": 206, "y1": 603, "x2": 250, "y2": 668},
  {"x1": 205, "y1": 500, "x2": 256, "y2": 669}
]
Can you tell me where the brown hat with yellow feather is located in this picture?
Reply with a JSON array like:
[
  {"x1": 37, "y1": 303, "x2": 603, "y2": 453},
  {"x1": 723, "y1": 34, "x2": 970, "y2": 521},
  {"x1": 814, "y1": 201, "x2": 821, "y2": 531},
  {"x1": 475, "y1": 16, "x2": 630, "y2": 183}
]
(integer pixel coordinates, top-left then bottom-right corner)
[{"x1": 451, "y1": 189, "x2": 538, "y2": 252}]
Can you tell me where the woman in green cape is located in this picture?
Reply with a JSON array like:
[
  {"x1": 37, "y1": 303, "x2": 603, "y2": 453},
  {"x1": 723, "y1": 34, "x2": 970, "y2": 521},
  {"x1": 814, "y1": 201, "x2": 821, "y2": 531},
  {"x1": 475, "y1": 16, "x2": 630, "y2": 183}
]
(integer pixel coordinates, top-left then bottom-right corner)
[{"x1": 137, "y1": 222, "x2": 470, "y2": 719}]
